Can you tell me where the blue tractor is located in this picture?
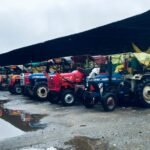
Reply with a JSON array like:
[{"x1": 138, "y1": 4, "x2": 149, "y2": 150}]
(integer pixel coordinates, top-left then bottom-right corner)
[
  {"x1": 83, "y1": 72, "x2": 124, "y2": 111},
  {"x1": 83, "y1": 56, "x2": 150, "y2": 111},
  {"x1": 25, "y1": 73, "x2": 48, "y2": 101}
]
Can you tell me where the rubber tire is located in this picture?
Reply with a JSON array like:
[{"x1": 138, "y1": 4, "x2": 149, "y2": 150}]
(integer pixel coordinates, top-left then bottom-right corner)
[
  {"x1": 75, "y1": 88, "x2": 85, "y2": 103},
  {"x1": 83, "y1": 91, "x2": 94, "y2": 108},
  {"x1": 48, "y1": 92, "x2": 60, "y2": 104},
  {"x1": 8, "y1": 87, "x2": 15, "y2": 94},
  {"x1": 101, "y1": 93, "x2": 117, "y2": 112},
  {"x1": 22, "y1": 87, "x2": 30, "y2": 97},
  {"x1": 27, "y1": 86, "x2": 34, "y2": 98},
  {"x1": 61, "y1": 89, "x2": 75, "y2": 106},
  {"x1": 33, "y1": 83, "x2": 48, "y2": 101},
  {"x1": 137, "y1": 78, "x2": 150, "y2": 108},
  {"x1": 14, "y1": 84, "x2": 22, "y2": 95}
]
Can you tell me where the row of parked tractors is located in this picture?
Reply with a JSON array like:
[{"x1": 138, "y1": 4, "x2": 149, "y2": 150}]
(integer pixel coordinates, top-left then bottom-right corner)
[{"x1": 7, "y1": 60, "x2": 150, "y2": 112}]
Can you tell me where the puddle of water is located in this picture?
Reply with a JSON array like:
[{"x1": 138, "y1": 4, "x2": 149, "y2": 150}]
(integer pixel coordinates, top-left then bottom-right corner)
[
  {"x1": 0, "y1": 100, "x2": 47, "y2": 132},
  {"x1": 65, "y1": 136, "x2": 116, "y2": 150}
]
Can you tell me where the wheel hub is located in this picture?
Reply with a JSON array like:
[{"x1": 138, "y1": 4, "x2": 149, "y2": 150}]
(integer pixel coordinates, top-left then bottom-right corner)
[
  {"x1": 37, "y1": 87, "x2": 47, "y2": 98},
  {"x1": 107, "y1": 97, "x2": 115, "y2": 110},
  {"x1": 65, "y1": 94, "x2": 74, "y2": 104},
  {"x1": 143, "y1": 86, "x2": 150, "y2": 104},
  {"x1": 16, "y1": 87, "x2": 22, "y2": 94}
]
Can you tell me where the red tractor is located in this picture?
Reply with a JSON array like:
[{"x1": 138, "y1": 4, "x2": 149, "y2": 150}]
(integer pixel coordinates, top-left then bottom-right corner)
[{"x1": 47, "y1": 69, "x2": 86, "y2": 106}]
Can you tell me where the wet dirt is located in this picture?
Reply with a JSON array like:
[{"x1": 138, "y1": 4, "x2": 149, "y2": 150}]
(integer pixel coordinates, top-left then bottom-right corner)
[
  {"x1": 0, "y1": 91, "x2": 150, "y2": 150},
  {"x1": 0, "y1": 100, "x2": 47, "y2": 132},
  {"x1": 65, "y1": 136, "x2": 116, "y2": 150}
]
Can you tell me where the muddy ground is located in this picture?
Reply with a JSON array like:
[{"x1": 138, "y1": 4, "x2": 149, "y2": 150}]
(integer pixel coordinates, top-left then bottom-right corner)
[{"x1": 0, "y1": 91, "x2": 150, "y2": 150}]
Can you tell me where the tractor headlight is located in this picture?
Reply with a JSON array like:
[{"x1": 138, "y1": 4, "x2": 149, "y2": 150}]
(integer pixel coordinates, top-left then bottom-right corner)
[
  {"x1": 93, "y1": 78, "x2": 109, "y2": 82},
  {"x1": 93, "y1": 78, "x2": 100, "y2": 81},
  {"x1": 86, "y1": 82, "x2": 89, "y2": 87},
  {"x1": 98, "y1": 83, "x2": 103, "y2": 89},
  {"x1": 98, "y1": 83, "x2": 103, "y2": 95}
]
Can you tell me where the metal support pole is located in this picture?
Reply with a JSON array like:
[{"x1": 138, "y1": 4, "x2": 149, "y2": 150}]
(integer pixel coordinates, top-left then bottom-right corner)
[{"x1": 108, "y1": 56, "x2": 112, "y2": 85}]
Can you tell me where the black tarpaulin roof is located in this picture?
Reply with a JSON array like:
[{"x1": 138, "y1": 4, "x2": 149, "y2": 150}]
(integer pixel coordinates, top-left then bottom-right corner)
[{"x1": 0, "y1": 10, "x2": 150, "y2": 66}]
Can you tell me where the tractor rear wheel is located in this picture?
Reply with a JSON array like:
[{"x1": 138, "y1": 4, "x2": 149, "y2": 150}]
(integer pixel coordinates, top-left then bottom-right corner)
[
  {"x1": 83, "y1": 91, "x2": 94, "y2": 108},
  {"x1": 101, "y1": 93, "x2": 117, "y2": 111},
  {"x1": 137, "y1": 79, "x2": 150, "y2": 107},
  {"x1": 22, "y1": 87, "x2": 30, "y2": 96},
  {"x1": 61, "y1": 89, "x2": 75, "y2": 106},
  {"x1": 8, "y1": 87, "x2": 15, "y2": 94},
  {"x1": 33, "y1": 82, "x2": 48, "y2": 101}
]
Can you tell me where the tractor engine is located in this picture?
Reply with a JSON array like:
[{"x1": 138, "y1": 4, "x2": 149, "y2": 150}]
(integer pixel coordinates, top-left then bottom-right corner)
[{"x1": 48, "y1": 70, "x2": 85, "y2": 91}]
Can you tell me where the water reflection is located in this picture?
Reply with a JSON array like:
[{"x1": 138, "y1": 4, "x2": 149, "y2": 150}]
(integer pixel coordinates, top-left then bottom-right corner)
[{"x1": 0, "y1": 101, "x2": 47, "y2": 131}]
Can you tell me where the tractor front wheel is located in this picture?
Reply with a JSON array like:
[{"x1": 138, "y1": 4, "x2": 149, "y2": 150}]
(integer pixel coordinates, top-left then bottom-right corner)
[
  {"x1": 83, "y1": 91, "x2": 94, "y2": 108},
  {"x1": 101, "y1": 93, "x2": 117, "y2": 112},
  {"x1": 8, "y1": 86, "x2": 15, "y2": 94},
  {"x1": 61, "y1": 90, "x2": 75, "y2": 106},
  {"x1": 14, "y1": 84, "x2": 22, "y2": 95}
]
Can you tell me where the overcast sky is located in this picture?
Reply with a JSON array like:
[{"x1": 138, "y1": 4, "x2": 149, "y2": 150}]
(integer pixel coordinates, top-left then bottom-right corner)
[{"x1": 0, "y1": 0, "x2": 149, "y2": 54}]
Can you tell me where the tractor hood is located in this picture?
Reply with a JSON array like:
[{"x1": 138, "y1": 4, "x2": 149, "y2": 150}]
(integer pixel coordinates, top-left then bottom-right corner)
[
  {"x1": 88, "y1": 73, "x2": 124, "y2": 83},
  {"x1": 29, "y1": 73, "x2": 53, "y2": 79},
  {"x1": 29, "y1": 73, "x2": 46, "y2": 79}
]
